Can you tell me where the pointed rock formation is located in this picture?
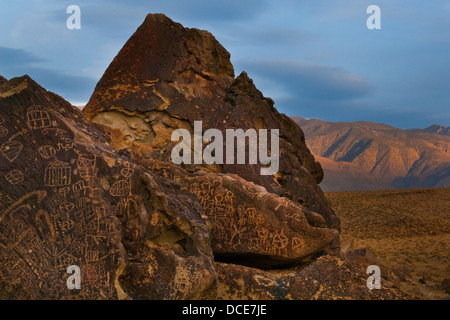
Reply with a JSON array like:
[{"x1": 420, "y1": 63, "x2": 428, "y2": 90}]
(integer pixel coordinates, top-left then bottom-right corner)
[
  {"x1": 83, "y1": 14, "x2": 340, "y2": 265},
  {"x1": 84, "y1": 14, "x2": 338, "y2": 230}
]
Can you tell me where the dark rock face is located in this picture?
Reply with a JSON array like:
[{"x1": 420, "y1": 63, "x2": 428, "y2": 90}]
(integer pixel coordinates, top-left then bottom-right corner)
[
  {"x1": 84, "y1": 14, "x2": 339, "y2": 232},
  {"x1": 0, "y1": 76, "x2": 216, "y2": 299}
]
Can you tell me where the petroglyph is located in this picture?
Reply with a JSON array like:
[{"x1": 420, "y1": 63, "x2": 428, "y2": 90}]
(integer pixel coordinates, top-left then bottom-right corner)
[
  {"x1": 110, "y1": 180, "x2": 130, "y2": 197},
  {"x1": 0, "y1": 141, "x2": 23, "y2": 162},
  {"x1": 0, "y1": 126, "x2": 8, "y2": 137},
  {"x1": 76, "y1": 152, "x2": 97, "y2": 181},
  {"x1": 26, "y1": 105, "x2": 54, "y2": 130},
  {"x1": 5, "y1": 170, "x2": 24, "y2": 185},
  {"x1": 140, "y1": 159, "x2": 337, "y2": 264},
  {"x1": 39, "y1": 145, "x2": 57, "y2": 159},
  {"x1": 0, "y1": 190, "x2": 47, "y2": 223},
  {"x1": 120, "y1": 162, "x2": 135, "y2": 178},
  {"x1": 44, "y1": 161, "x2": 72, "y2": 187}
]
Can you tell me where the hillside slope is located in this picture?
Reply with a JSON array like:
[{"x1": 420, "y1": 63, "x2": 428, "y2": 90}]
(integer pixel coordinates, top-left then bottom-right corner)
[{"x1": 293, "y1": 117, "x2": 450, "y2": 191}]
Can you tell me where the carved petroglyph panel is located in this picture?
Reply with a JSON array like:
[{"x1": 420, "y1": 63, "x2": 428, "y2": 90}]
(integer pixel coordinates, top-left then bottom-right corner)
[
  {"x1": 0, "y1": 114, "x2": 125, "y2": 299},
  {"x1": 141, "y1": 159, "x2": 337, "y2": 263},
  {"x1": 1, "y1": 74, "x2": 219, "y2": 299}
]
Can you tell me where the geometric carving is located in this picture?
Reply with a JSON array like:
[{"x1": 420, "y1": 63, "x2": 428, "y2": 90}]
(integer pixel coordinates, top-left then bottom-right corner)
[
  {"x1": 272, "y1": 233, "x2": 289, "y2": 250},
  {"x1": 59, "y1": 201, "x2": 75, "y2": 214},
  {"x1": 0, "y1": 126, "x2": 8, "y2": 137},
  {"x1": 38, "y1": 145, "x2": 57, "y2": 159},
  {"x1": 0, "y1": 141, "x2": 23, "y2": 162},
  {"x1": 116, "y1": 198, "x2": 138, "y2": 217},
  {"x1": 292, "y1": 237, "x2": 304, "y2": 251},
  {"x1": 72, "y1": 180, "x2": 88, "y2": 197},
  {"x1": 5, "y1": 170, "x2": 24, "y2": 185},
  {"x1": 77, "y1": 153, "x2": 97, "y2": 181},
  {"x1": 120, "y1": 162, "x2": 135, "y2": 178},
  {"x1": 44, "y1": 161, "x2": 72, "y2": 187},
  {"x1": 26, "y1": 105, "x2": 52, "y2": 130},
  {"x1": 109, "y1": 180, "x2": 130, "y2": 197}
]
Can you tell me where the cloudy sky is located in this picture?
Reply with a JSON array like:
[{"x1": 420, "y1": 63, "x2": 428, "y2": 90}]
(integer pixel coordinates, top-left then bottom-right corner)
[{"x1": 1, "y1": 0, "x2": 449, "y2": 128}]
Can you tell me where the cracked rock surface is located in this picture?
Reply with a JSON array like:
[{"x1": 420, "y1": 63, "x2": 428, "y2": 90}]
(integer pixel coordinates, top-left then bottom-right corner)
[{"x1": 0, "y1": 76, "x2": 215, "y2": 299}]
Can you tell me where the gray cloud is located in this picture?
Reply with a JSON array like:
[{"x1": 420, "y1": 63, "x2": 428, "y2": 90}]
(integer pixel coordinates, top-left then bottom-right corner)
[
  {"x1": 0, "y1": 47, "x2": 96, "y2": 103},
  {"x1": 0, "y1": 47, "x2": 46, "y2": 66},
  {"x1": 46, "y1": 0, "x2": 270, "y2": 32},
  {"x1": 241, "y1": 59, "x2": 373, "y2": 101},
  {"x1": 106, "y1": 0, "x2": 270, "y2": 22},
  {"x1": 229, "y1": 27, "x2": 318, "y2": 47}
]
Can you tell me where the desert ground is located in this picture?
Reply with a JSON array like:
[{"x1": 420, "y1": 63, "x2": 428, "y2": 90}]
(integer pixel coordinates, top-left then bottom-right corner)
[{"x1": 327, "y1": 188, "x2": 450, "y2": 299}]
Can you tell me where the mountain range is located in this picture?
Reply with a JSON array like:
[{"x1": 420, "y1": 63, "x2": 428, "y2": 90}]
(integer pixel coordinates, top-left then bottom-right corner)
[
  {"x1": 408, "y1": 124, "x2": 450, "y2": 137},
  {"x1": 292, "y1": 117, "x2": 450, "y2": 191}
]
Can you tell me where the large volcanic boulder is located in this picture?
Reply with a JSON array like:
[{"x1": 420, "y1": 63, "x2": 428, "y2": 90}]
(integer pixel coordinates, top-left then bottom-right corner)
[
  {"x1": 83, "y1": 14, "x2": 338, "y2": 231},
  {"x1": 136, "y1": 158, "x2": 337, "y2": 267},
  {"x1": 0, "y1": 75, "x2": 216, "y2": 299},
  {"x1": 83, "y1": 14, "x2": 340, "y2": 265}
]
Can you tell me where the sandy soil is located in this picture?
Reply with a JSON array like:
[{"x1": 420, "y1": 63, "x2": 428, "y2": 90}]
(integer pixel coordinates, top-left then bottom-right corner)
[{"x1": 326, "y1": 188, "x2": 450, "y2": 299}]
